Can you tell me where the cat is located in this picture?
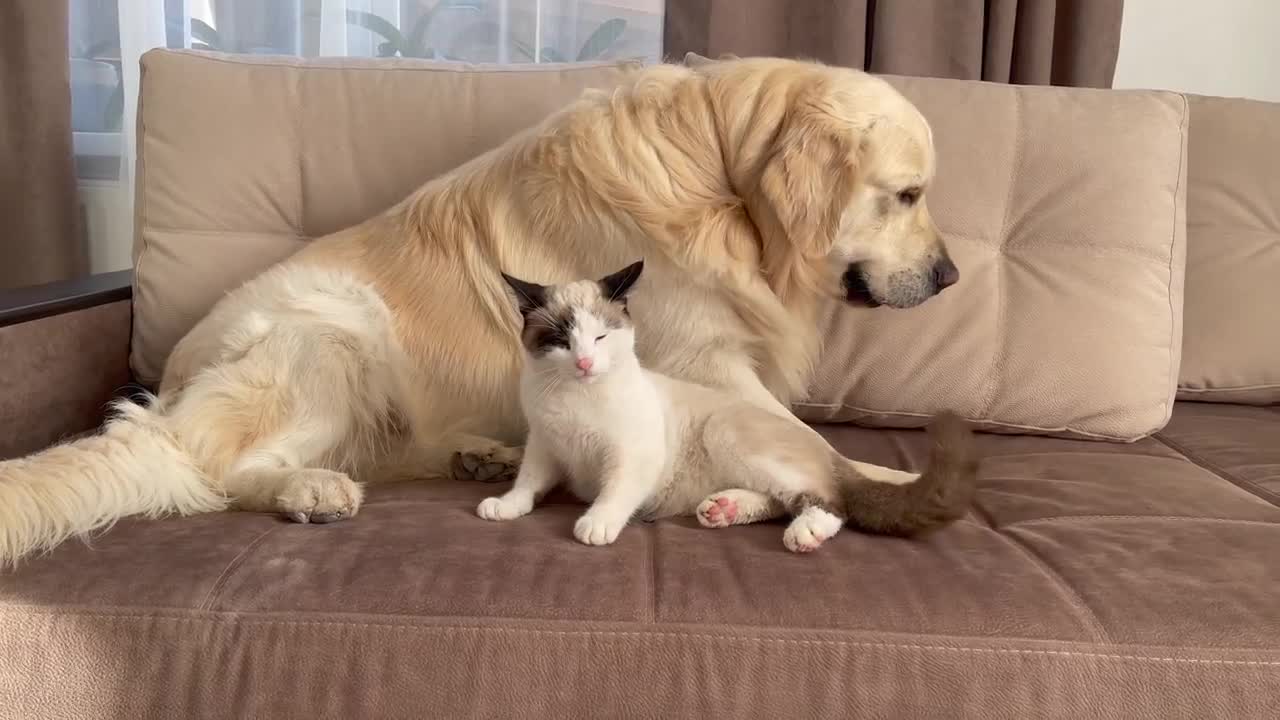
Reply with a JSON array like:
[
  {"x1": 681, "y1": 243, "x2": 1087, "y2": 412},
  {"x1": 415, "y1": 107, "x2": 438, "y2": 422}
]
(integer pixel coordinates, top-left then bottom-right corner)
[{"x1": 476, "y1": 260, "x2": 977, "y2": 552}]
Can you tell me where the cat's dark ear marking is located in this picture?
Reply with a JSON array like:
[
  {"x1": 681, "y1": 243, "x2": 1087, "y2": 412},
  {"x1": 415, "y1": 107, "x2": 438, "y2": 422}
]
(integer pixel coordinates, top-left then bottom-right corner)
[
  {"x1": 501, "y1": 272, "x2": 548, "y2": 317},
  {"x1": 600, "y1": 260, "x2": 644, "y2": 304}
]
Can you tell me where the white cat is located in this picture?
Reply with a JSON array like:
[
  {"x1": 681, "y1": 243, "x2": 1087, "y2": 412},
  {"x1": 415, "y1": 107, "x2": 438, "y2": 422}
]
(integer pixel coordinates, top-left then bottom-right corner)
[{"x1": 477, "y1": 261, "x2": 976, "y2": 552}]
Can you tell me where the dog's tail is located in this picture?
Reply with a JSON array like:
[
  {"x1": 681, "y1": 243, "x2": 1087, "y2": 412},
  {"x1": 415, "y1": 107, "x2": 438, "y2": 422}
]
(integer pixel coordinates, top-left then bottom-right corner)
[
  {"x1": 835, "y1": 413, "x2": 979, "y2": 537},
  {"x1": 0, "y1": 399, "x2": 227, "y2": 567}
]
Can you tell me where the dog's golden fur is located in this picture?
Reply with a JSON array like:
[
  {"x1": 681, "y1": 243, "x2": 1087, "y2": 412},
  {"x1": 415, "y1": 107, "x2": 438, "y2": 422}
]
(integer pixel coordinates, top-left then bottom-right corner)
[{"x1": 0, "y1": 56, "x2": 966, "y2": 566}]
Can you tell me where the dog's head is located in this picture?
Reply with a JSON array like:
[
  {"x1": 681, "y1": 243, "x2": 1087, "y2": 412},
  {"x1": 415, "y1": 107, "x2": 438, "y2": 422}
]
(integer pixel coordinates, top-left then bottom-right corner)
[{"x1": 700, "y1": 57, "x2": 956, "y2": 309}]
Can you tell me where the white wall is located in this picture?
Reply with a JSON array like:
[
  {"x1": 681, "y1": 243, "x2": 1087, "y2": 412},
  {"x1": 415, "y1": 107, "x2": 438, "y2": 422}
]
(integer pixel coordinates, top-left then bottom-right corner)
[{"x1": 1113, "y1": 0, "x2": 1280, "y2": 102}]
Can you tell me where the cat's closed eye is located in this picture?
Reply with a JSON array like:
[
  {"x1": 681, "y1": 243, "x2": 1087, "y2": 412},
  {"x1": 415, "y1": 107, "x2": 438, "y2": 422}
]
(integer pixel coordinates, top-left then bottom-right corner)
[{"x1": 596, "y1": 334, "x2": 608, "y2": 341}]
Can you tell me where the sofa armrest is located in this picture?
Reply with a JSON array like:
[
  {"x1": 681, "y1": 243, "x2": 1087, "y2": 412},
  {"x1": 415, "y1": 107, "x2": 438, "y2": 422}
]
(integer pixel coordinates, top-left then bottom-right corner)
[{"x1": 0, "y1": 270, "x2": 134, "y2": 459}]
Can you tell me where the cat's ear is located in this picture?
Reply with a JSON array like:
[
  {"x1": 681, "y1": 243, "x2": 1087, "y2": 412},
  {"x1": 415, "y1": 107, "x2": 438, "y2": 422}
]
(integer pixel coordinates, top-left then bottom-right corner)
[
  {"x1": 599, "y1": 260, "x2": 644, "y2": 303},
  {"x1": 501, "y1": 272, "x2": 548, "y2": 317}
]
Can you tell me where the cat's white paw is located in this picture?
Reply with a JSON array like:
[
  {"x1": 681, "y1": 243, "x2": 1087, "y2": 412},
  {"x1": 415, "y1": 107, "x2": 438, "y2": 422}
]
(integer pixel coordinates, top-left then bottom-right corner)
[
  {"x1": 783, "y1": 507, "x2": 843, "y2": 553},
  {"x1": 476, "y1": 495, "x2": 531, "y2": 521},
  {"x1": 573, "y1": 512, "x2": 626, "y2": 546}
]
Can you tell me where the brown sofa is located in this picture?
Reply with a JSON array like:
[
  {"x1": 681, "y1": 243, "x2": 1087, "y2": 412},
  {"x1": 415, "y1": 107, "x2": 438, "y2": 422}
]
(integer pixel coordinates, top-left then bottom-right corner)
[{"x1": 1, "y1": 51, "x2": 1277, "y2": 719}]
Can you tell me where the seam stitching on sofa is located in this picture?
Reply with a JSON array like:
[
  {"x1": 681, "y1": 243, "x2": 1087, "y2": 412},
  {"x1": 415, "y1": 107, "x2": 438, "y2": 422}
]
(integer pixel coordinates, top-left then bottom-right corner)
[
  {"x1": 140, "y1": 228, "x2": 308, "y2": 238},
  {"x1": 198, "y1": 526, "x2": 284, "y2": 611},
  {"x1": 994, "y1": 527, "x2": 1113, "y2": 644},
  {"x1": 977, "y1": 450, "x2": 1180, "y2": 463},
  {"x1": 1152, "y1": 434, "x2": 1280, "y2": 507},
  {"x1": 295, "y1": 68, "x2": 305, "y2": 237},
  {"x1": 1160, "y1": 93, "x2": 1190, "y2": 431},
  {"x1": 792, "y1": 402, "x2": 1137, "y2": 442},
  {"x1": 167, "y1": 49, "x2": 641, "y2": 75},
  {"x1": 1178, "y1": 384, "x2": 1280, "y2": 393},
  {"x1": 977, "y1": 92, "x2": 1021, "y2": 422},
  {"x1": 10, "y1": 612, "x2": 1277, "y2": 666},
  {"x1": 1006, "y1": 514, "x2": 1280, "y2": 528},
  {"x1": 643, "y1": 525, "x2": 658, "y2": 624},
  {"x1": 130, "y1": 58, "x2": 153, "y2": 379}
]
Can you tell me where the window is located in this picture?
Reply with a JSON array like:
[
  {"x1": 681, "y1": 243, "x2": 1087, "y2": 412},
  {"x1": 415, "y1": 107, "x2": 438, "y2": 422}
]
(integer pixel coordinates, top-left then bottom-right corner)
[{"x1": 68, "y1": 0, "x2": 664, "y2": 272}]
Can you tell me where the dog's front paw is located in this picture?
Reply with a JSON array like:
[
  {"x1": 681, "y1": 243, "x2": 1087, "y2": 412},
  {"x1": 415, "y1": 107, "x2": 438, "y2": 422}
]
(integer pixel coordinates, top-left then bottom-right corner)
[
  {"x1": 476, "y1": 495, "x2": 531, "y2": 521},
  {"x1": 573, "y1": 512, "x2": 626, "y2": 546},
  {"x1": 277, "y1": 469, "x2": 364, "y2": 524}
]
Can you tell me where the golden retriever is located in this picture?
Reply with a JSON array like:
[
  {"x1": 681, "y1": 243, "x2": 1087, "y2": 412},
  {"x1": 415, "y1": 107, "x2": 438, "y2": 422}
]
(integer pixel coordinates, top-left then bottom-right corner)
[{"x1": 0, "y1": 55, "x2": 968, "y2": 566}]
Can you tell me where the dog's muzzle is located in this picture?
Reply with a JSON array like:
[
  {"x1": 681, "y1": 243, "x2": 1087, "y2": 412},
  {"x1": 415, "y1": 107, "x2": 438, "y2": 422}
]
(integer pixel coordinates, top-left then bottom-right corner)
[
  {"x1": 842, "y1": 264, "x2": 879, "y2": 307},
  {"x1": 843, "y1": 257, "x2": 961, "y2": 309}
]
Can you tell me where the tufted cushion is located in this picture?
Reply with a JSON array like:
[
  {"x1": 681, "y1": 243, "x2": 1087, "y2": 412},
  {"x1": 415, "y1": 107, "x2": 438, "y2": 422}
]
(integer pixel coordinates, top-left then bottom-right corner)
[
  {"x1": 1176, "y1": 95, "x2": 1280, "y2": 405},
  {"x1": 794, "y1": 77, "x2": 1189, "y2": 441},
  {"x1": 129, "y1": 50, "x2": 639, "y2": 384}
]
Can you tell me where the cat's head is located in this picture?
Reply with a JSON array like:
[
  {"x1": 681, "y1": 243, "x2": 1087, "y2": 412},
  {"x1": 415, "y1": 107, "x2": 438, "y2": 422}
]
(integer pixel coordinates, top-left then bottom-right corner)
[{"x1": 501, "y1": 261, "x2": 644, "y2": 383}]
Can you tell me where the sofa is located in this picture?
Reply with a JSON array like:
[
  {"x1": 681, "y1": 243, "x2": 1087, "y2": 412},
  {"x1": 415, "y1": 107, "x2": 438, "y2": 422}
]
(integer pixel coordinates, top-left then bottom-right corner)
[{"x1": 1, "y1": 50, "x2": 1277, "y2": 719}]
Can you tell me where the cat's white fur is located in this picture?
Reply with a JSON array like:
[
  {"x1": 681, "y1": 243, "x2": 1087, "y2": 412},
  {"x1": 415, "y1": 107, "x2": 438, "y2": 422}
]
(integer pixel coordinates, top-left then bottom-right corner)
[{"x1": 480, "y1": 265, "x2": 856, "y2": 552}]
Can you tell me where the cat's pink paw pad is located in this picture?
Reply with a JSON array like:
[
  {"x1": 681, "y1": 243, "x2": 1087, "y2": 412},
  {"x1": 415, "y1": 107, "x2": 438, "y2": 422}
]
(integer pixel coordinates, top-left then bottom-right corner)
[{"x1": 697, "y1": 495, "x2": 738, "y2": 528}]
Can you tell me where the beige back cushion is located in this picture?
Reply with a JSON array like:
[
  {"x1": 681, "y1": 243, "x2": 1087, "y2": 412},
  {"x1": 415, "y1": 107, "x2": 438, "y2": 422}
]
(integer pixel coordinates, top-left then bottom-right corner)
[
  {"x1": 793, "y1": 78, "x2": 1189, "y2": 441},
  {"x1": 131, "y1": 50, "x2": 638, "y2": 383},
  {"x1": 1176, "y1": 95, "x2": 1280, "y2": 405},
  {"x1": 134, "y1": 52, "x2": 1190, "y2": 441}
]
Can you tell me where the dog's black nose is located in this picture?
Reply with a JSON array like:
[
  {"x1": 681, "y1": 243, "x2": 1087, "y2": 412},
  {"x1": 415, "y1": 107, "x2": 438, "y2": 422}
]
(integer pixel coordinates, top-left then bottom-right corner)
[{"x1": 932, "y1": 256, "x2": 959, "y2": 291}]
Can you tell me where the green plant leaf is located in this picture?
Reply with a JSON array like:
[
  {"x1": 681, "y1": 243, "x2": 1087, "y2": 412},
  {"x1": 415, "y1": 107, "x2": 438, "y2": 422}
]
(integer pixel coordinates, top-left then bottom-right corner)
[
  {"x1": 406, "y1": 2, "x2": 443, "y2": 56},
  {"x1": 510, "y1": 39, "x2": 536, "y2": 61},
  {"x1": 409, "y1": 1, "x2": 482, "y2": 56},
  {"x1": 103, "y1": 81, "x2": 124, "y2": 131},
  {"x1": 84, "y1": 39, "x2": 121, "y2": 59},
  {"x1": 345, "y1": 9, "x2": 407, "y2": 55},
  {"x1": 576, "y1": 18, "x2": 625, "y2": 61},
  {"x1": 447, "y1": 20, "x2": 500, "y2": 60},
  {"x1": 190, "y1": 18, "x2": 223, "y2": 51}
]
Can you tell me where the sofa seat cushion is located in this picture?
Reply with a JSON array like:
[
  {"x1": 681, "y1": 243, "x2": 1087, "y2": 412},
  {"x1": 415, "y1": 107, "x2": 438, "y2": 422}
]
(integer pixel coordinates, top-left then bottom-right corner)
[
  {"x1": 1155, "y1": 402, "x2": 1280, "y2": 503},
  {"x1": 1, "y1": 404, "x2": 1277, "y2": 719}
]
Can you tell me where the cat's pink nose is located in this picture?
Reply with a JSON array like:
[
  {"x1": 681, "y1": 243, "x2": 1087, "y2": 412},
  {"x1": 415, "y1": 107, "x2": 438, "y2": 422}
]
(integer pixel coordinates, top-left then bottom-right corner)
[{"x1": 575, "y1": 357, "x2": 594, "y2": 372}]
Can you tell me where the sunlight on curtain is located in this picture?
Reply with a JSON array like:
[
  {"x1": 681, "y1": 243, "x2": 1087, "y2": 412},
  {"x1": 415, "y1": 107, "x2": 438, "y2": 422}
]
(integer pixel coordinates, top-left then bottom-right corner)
[{"x1": 68, "y1": 0, "x2": 664, "y2": 272}]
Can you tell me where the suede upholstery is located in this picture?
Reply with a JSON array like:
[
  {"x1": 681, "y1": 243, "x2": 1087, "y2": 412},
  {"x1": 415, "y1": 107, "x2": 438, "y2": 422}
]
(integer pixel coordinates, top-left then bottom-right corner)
[
  {"x1": 1, "y1": 405, "x2": 1277, "y2": 719},
  {"x1": 0, "y1": 300, "x2": 131, "y2": 459}
]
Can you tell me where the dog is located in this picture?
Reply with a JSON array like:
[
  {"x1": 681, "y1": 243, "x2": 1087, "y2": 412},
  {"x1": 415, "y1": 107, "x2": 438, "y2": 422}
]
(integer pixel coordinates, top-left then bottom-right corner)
[{"x1": 0, "y1": 55, "x2": 963, "y2": 566}]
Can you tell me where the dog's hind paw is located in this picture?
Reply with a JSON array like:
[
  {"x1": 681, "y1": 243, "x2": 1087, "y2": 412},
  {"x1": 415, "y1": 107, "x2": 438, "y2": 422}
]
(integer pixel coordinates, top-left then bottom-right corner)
[{"x1": 450, "y1": 442, "x2": 523, "y2": 483}]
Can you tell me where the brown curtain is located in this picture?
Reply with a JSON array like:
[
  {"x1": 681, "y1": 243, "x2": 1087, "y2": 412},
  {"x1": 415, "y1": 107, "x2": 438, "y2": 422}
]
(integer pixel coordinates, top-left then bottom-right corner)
[
  {"x1": 664, "y1": 0, "x2": 1124, "y2": 88},
  {"x1": 0, "y1": 0, "x2": 86, "y2": 290}
]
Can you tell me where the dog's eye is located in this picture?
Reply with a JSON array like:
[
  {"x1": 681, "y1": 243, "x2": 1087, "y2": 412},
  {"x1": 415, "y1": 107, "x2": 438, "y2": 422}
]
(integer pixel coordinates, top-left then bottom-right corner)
[
  {"x1": 897, "y1": 188, "x2": 921, "y2": 205},
  {"x1": 596, "y1": 334, "x2": 607, "y2": 341}
]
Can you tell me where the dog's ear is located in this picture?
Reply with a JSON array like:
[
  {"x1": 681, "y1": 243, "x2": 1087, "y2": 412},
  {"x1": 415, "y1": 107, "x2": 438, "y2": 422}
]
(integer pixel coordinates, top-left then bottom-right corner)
[
  {"x1": 598, "y1": 260, "x2": 644, "y2": 303},
  {"x1": 756, "y1": 110, "x2": 858, "y2": 259},
  {"x1": 501, "y1": 272, "x2": 548, "y2": 317},
  {"x1": 749, "y1": 104, "x2": 859, "y2": 296}
]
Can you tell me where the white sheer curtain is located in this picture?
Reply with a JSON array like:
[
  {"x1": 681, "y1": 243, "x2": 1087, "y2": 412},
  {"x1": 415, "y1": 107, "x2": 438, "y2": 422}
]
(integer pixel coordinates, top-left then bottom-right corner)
[{"x1": 69, "y1": 0, "x2": 664, "y2": 272}]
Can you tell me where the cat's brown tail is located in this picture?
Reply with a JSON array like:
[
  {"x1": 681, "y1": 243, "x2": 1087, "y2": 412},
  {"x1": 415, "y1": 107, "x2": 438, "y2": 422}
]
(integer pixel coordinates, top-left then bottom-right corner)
[{"x1": 834, "y1": 413, "x2": 979, "y2": 537}]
